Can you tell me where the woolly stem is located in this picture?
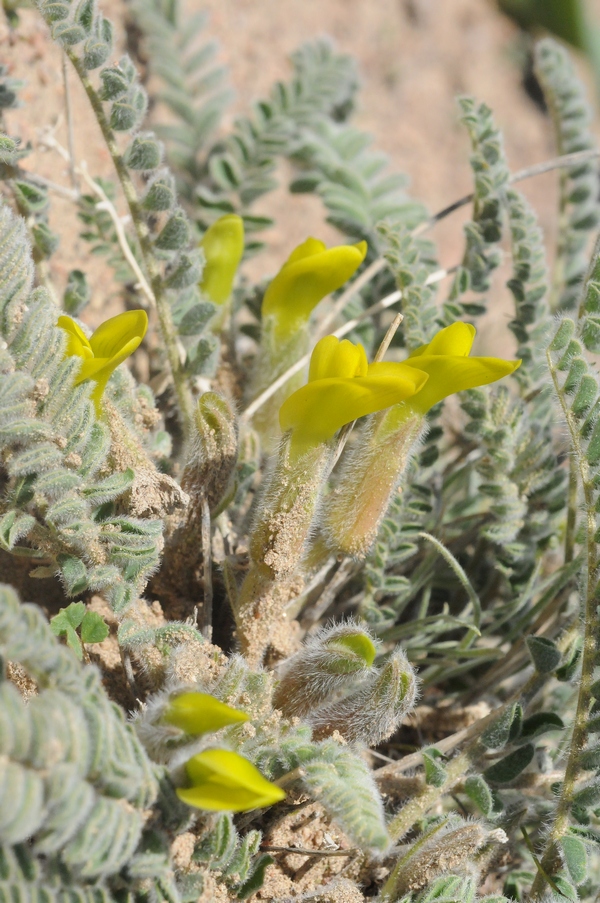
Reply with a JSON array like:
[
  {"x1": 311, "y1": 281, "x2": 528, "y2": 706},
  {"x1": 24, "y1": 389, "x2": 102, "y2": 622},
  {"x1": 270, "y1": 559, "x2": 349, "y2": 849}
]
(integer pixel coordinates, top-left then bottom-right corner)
[
  {"x1": 200, "y1": 494, "x2": 213, "y2": 641},
  {"x1": 530, "y1": 347, "x2": 600, "y2": 898},
  {"x1": 381, "y1": 753, "x2": 471, "y2": 901},
  {"x1": 65, "y1": 50, "x2": 195, "y2": 440}
]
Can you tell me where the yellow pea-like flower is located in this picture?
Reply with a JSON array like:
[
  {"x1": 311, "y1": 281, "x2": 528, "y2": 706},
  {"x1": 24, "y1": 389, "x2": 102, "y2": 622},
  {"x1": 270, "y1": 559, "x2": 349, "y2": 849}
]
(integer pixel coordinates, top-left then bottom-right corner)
[
  {"x1": 57, "y1": 310, "x2": 148, "y2": 412},
  {"x1": 279, "y1": 335, "x2": 428, "y2": 460},
  {"x1": 163, "y1": 692, "x2": 249, "y2": 736},
  {"x1": 262, "y1": 237, "x2": 367, "y2": 340},
  {"x1": 199, "y1": 214, "x2": 245, "y2": 305},
  {"x1": 400, "y1": 322, "x2": 521, "y2": 414},
  {"x1": 177, "y1": 749, "x2": 286, "y2": 812},
  {"x1": 322, "y1": 322, "x2": 522, "y2": 560}
]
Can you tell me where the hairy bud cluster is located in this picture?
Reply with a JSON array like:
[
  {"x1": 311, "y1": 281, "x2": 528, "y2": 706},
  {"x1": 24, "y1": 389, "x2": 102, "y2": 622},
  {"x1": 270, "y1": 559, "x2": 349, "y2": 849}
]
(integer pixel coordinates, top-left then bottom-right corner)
[{"x1": 274, "y1": 623, "x2": 418, "y2": 746}]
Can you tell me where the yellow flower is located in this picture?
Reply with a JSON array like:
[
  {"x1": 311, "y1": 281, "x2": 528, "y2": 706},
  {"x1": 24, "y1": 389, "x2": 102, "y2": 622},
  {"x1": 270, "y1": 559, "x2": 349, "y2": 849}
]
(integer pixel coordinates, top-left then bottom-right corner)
[
  {"x1": 399, "y1": 322, "x2": 521, "y2": 414},
  {"x1": 262, "y1": 237, "x2": 367, "y2": 340},
  {"x1": 57, "y1": 310, "x2": 148, "y2": 411},
  {"x1": 177, "y1": 749, "x2": 286, "y2": 812},
  {"x1": 164, "y1": 692, "x2": 249, "y2": 735},
  {"x1": 279, "y1": 335, "x2": 428, "y2": 459},
  {"x1": 199, "y1": 214, "x2": 245, "y2": 305}
]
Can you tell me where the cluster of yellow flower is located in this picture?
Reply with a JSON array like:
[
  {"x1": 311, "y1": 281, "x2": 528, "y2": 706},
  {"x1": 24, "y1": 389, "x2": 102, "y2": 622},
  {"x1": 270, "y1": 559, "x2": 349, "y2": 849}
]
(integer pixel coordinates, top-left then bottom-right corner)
[{"x1": 57, "y1": 213, "x2": 519, "y2": 452}]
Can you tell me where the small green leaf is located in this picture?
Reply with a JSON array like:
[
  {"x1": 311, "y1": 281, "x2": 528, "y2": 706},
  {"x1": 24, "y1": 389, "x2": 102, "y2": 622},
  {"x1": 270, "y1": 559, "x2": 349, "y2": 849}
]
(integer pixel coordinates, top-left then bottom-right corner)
[
  {"x1": 484, "y1": 744, "x2": 535, "y2": 785},
  {"x1": 481, "y1": 703, "x2": 518, "y2": 750},
  {"x1": 526, "y1": 636, "x2": 561, "y2": 673},
  {"x1": 464, "y1": 774, "x2": 494, "y2": 816},
  {"x1": 64, "y1": 269, "x2": 91, "y2": 315},
  {"x1": 65, "y1": 624, "x2": 84, "y2": 660},
  {"x1": 12, "y1": 180, "x2": 48, "y2": 214},
  {"x1": 549, "y1": 318, "x2": 575, "y2": 351},
  {"x1": 556, "y1": 638, "x2": 582, "y2": 681},
  {"x1": 520, "y1": 712, "x2": 564, "y2": 741},
  {"x1": 508, "y1": 703, "x2": 523, "y2": 742},
  {"x1": 51, "y1": 601, "x2": 86, "y2": 631},
  {"x1": 178, "y1": 302, "x2": 216, "y2": 336},
  {"x1": 422, "y1": 748, "x2": 446, "y2": 787},
  {"x1": 80, "y1": 611, "x2": 109, "y2": 645},
  {"x1": 51, "y1": 605, "x2": 86, "y2": 660}
]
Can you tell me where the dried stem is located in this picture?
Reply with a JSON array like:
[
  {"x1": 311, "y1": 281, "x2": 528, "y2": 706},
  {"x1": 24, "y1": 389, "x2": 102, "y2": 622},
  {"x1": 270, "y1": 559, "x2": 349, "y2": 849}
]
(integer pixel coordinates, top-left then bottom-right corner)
[
  {"x1": 78, "y1": 163, "x2": 154, "y2": 306},
  {"x1": 414, "y1": 148, "x2": 600, "y2": 237}
]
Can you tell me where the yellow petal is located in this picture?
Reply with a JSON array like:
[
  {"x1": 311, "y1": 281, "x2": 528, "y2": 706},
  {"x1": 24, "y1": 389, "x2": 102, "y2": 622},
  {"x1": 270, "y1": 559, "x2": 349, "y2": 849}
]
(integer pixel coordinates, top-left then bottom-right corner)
[
  {"x1": 199, "y1": 214, "x2": 245, "y2": 305},
  {"x1": 409, "y1": 322, "x2": 476, "y2": 359},
  {"x1": 76, "y1": 336, "x2": 144, "y2": 385},
  {"x1": 57, "y1": 315, "x2": 93, "y2": 360},
  {"x1": 309, "y1": 336, "x2": 368, "y2": 382},
  {"x1": 164, "y1": 692, "x2": 249, "y2": 735},
  {"x1": 177, "y1": 749, "x2": 286, "y2": 812},
  {"x1": 89, "y1": 310, "x2": 148, "y2": 359},
  {"x1": 280, "y1": 365, "x2": 428, "y2": 459},
  {"x1": 262, "y1": 240, "x2": 368, "y2": 339},
  {"x1": 405, "y1": 354, "x2": 521, "y2": 413},
  {"x1": 286, "y1": 236, "x2": 327, "y2": 265}
]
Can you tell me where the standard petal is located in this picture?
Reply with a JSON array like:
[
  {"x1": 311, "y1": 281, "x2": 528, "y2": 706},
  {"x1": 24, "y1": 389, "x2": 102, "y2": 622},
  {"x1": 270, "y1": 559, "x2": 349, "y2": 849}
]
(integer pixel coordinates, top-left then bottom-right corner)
[
  {"x1": 280, "y1": 366, "x2": 428, "y2": 458},
  {"x1": 199, "y1": 214, "x2": 245, "y2": 305},
  {"x1": 409, "y1": 322, "x2": 476, "y2": 359},
  {"x1": 89, "y1": 310, "x2": 148, "y2": 359},
  {"x1": 405, "y1": 354, "x2": 521, "y2": 413},
  {"x1": 262, "y1": 241, "x2": 367, "y2": 336},
  {"x1": 309, "y1": 336, "x2": 368, "y2": 382},
  {"x1": 57, "y1": 315, "x2": 93, "y2": 359},
  {"x1": 177, "y1": 749, "x2": 286, "y2": 812},
  {"x1": 164, "y1": 692, "x2": 248, "y2": 735},
  {"x1": 285, "y1": 236, "x2": 326, "y2": 266}
]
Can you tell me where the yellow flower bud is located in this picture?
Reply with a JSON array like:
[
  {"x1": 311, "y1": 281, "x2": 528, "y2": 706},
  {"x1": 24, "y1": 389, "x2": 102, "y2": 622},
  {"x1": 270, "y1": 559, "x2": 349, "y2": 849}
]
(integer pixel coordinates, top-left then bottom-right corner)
[
  {"x1": 163, "y1": 692, "x2": 249, "y2": 735},
  {"x1": 57, "y1": 310, "x2": 148, "y2": 412},
  {"x1": 177, "y1": 748, "x2": 286, "y2": 812},
  {"x1": 262, "y1": 237, "x2": 367, "y2": 340},
  {"x1": 199, "y1": 214, "x2": 245, "y2": 305},
  {"x1": 279, "y1": 335, "x2": 428, "y2": 460}
]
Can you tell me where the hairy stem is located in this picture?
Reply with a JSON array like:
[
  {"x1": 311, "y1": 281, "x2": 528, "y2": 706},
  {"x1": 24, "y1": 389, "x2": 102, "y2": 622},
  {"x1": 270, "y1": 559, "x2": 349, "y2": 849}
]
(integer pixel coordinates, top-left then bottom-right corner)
[
  {"x1": 66, "y1": 51, "x2": 195, "y2": 439},
  {"x1": 530, "y1": 348, "x2": 599, "y2": 898}
]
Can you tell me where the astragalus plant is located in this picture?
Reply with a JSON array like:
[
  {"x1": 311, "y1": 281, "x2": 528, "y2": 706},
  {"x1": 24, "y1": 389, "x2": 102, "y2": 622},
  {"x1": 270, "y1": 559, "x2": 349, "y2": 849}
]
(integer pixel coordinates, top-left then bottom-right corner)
[{"x1": 1, "y1": 3, "x2": 600, "y2": 900}]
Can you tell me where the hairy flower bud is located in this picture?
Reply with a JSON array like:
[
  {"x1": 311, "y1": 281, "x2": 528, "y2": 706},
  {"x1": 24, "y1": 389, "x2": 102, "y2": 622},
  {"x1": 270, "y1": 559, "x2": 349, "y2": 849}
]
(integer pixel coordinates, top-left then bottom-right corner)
[
  {"x1": 273, "y1": 622, "x2": 377, "y2": 718},
  {"x1": 310, "y1": 648, "x2": 418, "y2": 746}
]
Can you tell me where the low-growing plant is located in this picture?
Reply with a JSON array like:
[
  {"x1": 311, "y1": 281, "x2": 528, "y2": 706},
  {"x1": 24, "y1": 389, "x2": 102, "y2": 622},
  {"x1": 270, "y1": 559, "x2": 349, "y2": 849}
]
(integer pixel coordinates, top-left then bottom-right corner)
[{"x1": 1, "y1": 4, "x2": 600, "y2": 901}]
